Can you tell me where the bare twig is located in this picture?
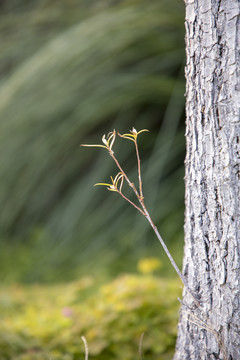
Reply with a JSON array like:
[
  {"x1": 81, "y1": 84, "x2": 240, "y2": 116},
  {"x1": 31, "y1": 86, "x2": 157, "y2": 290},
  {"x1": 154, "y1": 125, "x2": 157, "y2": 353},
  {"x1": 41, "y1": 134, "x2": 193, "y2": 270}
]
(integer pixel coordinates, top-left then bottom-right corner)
[
  {"x1": 135, "y1": 140, "x2": 143, "y2": 199},
  {"x1": 118, "y1": 190, "x2": 146, "y2": 215},
  {"x1": 110, "y1": 152, "x2": 140, "y2": 198},
  {"x1": 142, "y1": 207, "x2": 201, "y2": 308},
  {"x1": 81, "y1": 336, "x2": 89, "y2": 360}
]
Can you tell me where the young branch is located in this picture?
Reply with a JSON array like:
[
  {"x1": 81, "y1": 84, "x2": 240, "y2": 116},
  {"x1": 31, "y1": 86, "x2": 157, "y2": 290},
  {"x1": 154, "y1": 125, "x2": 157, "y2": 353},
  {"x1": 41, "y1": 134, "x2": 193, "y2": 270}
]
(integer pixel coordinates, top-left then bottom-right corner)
[{"x1": 82, "y1": 127, "x2": 201, "y2": 308}]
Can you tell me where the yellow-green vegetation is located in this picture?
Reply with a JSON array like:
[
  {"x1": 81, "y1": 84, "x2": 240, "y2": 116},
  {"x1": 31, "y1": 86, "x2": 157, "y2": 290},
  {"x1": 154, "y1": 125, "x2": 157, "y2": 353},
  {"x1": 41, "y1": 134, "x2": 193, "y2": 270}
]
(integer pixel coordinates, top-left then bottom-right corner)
[
  {"x1": 0, "y1": 272, "x2": 181, "y2": 360},
  {"x1": 137, "y1": 257, "x2": 162, "y2": 275}
]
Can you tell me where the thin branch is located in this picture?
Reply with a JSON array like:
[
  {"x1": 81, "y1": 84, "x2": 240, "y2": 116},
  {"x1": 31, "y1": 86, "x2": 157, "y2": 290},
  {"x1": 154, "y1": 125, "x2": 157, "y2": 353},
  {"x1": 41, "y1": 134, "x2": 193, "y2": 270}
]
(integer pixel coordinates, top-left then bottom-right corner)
[
  {"x1": 135, "y1": 140, "x2": 143, "y2": 199},
  {"x1": 183, "y1": 312, "x2": 214, "y2": 333},
  {"x1": 110, "y1": 153, "x2": 140, "y2": 198},
  {"x1": 81, "y1": 336, "x2": 89, "y2": 360},
  {"x1": 118, "y1": 191, "x2": 146, "y2": 215},
  {"x1": 142, "y1": 207, "x2": 201, "y2": 308}
]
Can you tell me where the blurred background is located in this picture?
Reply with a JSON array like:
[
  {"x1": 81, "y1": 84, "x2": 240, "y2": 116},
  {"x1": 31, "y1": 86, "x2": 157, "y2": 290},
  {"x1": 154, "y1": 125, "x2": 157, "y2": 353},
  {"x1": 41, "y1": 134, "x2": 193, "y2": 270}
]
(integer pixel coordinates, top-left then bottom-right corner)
[
  {"x1": 0, "y1": 1, "x2": 187, "y2": 359},
  {"x1": 0, "y1": 0, "x2": 185, "y2": 284}
]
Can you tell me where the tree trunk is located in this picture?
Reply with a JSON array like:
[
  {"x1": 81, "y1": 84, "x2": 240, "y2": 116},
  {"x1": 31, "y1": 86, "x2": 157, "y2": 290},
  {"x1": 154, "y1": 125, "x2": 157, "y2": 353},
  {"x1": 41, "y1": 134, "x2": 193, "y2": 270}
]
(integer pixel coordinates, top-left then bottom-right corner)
[{"x1": 174, "y1": 1, "x2": 240, "y2": 359}]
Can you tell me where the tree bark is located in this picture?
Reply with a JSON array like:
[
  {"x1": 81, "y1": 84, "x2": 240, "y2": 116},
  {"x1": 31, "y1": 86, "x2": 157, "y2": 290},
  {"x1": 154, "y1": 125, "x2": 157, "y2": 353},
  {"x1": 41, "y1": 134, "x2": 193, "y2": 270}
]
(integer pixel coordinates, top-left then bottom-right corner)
[{"x1": 174, "y1": 1, "x2": 240, "y2": 359}]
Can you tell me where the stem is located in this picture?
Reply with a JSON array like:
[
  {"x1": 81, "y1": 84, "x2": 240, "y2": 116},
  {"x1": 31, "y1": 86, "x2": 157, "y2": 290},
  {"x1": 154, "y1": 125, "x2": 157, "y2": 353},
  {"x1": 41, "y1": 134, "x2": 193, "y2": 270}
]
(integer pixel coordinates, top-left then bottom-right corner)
[
  {"x1": 118, "y1": 191, "x2": 146, "y2": 216},
  {"x1": 142, "y1": 205, "x2": 201, "y2": 307},
  {"x1": 81, "y1": 336, "x2": 89, "y2": 360},
  {"x1": 135, "y1": 140, "x2": 143, "y2": 199},
  {"x1": 110, "y1": 153, "x2": 140, "y2": 199}
]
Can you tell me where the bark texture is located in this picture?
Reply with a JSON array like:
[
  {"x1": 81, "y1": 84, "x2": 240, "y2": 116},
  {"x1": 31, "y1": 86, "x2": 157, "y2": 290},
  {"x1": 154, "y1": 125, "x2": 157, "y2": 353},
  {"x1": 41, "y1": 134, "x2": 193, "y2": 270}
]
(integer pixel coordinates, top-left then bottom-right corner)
[{"x1": 174, "y1": 1, "x2": 240, "y2": 359}]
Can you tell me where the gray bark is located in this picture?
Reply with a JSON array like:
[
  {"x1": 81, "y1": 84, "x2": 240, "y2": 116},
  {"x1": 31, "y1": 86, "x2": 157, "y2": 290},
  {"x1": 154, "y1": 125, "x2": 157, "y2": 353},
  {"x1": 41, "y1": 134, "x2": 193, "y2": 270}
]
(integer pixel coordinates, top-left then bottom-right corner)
[{"x1": 174, "y1": 1, "x2": 240, "y2": 359}]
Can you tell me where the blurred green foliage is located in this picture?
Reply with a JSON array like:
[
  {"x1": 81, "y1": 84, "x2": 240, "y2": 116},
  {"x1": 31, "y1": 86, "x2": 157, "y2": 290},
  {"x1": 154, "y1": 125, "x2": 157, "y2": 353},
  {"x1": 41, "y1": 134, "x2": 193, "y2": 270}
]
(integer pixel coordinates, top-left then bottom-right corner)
[
  {"x1": 0, "y1": 270, "x2": 181, "y2": 359},
  {"x1": 0, "y1": 0, "x2": 185, "y2": 282}
]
